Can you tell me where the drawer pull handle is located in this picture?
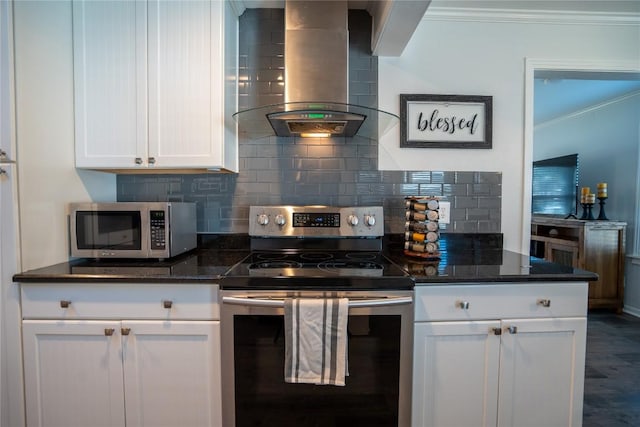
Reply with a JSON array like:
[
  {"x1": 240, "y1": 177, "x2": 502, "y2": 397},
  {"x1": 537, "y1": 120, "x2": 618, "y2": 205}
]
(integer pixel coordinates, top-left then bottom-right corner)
[
  {"x1": 121, "y1": 328, "x2": 131, "y2": 336},
  {"x1": 492, "y1": 327, "x2": 502, "y2": 336},
  {"x1": 457, "y1": 301, "x2": 470, "y2": 310},
  {"x1": 163, "y1": 300, "x2": 173, "y2": 309},
  {"x1": 507, "y1": 325, "x2": 518, "y2": 334},
  {"x1": 104, "y1": 328, "x2": 115, "y2": 336},
  {"x1": 60, "y1": 300, "x2": 71, "y2": 308},
  {"x1": 537, "y1": 299, "x2": 551, "y2": 307}
]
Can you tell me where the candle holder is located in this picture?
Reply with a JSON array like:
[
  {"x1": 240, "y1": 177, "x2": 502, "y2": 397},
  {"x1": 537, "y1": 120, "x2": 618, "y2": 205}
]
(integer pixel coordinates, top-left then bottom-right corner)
[
  {"x1": 597, "y1": 196, "x2": 609, "y2": 220},
  {"x1": 580, "y1": 203, "x2": 594, "y2": 220}
]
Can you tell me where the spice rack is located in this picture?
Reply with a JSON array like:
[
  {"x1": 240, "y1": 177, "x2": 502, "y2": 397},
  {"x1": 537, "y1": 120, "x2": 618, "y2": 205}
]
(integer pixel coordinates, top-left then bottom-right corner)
[{"x1": 404, "y1": 196, "x2": 441, "y2": 259}]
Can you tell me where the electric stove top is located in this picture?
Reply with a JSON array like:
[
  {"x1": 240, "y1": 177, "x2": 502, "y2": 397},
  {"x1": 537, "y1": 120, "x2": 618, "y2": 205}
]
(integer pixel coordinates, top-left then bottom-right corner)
[
  {"x1": 222, "y1": 250, "x2": 412, "y2": 289},
  {"x1": 221, "y1": 205, "x2": 413, "y2": 290}
]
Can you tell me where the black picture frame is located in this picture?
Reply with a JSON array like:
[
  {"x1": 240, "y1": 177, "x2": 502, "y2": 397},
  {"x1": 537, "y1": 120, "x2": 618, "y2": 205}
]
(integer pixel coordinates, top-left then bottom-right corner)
[{"x1": 400, "y1": 94, "x2": 493, "y2": 149}]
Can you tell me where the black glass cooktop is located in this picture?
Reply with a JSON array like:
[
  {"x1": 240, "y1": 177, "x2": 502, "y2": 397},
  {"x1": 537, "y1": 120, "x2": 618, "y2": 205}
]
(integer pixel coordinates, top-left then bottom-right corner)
[{"x1": 222, "y1": 251, "x2": 413, "y2": 290}]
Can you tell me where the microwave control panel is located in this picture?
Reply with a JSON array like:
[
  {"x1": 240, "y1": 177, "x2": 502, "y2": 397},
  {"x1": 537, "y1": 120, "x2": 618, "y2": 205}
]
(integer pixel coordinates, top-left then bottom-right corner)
[{"x1": 150, "y1": 210, "x2": 166, "y2": 250}]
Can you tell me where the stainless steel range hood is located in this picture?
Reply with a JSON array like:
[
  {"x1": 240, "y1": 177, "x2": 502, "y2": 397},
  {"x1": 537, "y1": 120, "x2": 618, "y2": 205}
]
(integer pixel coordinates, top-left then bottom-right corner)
[{"x1": 233, "y1": 0, "x2": 399, "y2": 139}]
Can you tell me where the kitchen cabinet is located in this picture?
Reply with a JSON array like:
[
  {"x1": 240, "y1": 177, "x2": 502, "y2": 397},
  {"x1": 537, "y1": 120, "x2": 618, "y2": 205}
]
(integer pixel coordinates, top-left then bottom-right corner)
[
  {"x1": 20, "y1": 283, "x2": 222, "y2": 427},
  {"x1": 531, "y1": 216, "x2": 626, "y2": 311},
  {"x1": 73, "y1": 0, "x2": 238, "y2": 173},
  {"x1": 412, "y1": 283, "x2": 588, "y2": 427},
  {"x1": 0, "y1": 164, "x2": 22, "y2": 427},
  {"x1": 1, "y1": 2, "x2": 25, "y2": 426}
]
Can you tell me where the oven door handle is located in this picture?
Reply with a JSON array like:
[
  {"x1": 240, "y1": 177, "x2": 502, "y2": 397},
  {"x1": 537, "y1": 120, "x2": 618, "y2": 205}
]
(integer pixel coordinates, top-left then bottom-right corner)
[{"x1": 222, "y1": 296, "x2": 413, "y2": 308}]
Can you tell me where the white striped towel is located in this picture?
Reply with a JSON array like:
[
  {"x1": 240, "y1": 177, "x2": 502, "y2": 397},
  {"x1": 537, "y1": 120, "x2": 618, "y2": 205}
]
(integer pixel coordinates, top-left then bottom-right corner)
[{"x1": 284, "y1": 298, "x2": 348, "y2": 386}]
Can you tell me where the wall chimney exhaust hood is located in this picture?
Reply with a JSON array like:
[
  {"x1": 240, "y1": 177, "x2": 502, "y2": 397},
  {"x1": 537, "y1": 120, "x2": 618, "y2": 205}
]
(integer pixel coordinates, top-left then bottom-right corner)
[{"x1": 232, "y1": 0, "x2": 399, "y2": 139}]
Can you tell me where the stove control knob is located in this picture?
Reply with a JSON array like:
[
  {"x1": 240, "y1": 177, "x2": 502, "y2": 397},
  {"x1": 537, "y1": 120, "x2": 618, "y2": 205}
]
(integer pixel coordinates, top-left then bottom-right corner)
[
  {"x1": 257, "y1": 213, "x2": 269, "y2": 226},
  {"x1": 274, "y1": 214, "x2": 286, "y2": 226},
  {"x1": 347, "y1": 214, "x2": 359, "y2": 226},
  {"x1": 364, "y1": 214, "x2": 376, "y2": 227}
]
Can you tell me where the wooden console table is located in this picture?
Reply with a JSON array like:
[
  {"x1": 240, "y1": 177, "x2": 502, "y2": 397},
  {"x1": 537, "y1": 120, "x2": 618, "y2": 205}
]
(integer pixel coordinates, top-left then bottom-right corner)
[{"x1": 531, "y1": 216, "x2": 626, "y2": 311}]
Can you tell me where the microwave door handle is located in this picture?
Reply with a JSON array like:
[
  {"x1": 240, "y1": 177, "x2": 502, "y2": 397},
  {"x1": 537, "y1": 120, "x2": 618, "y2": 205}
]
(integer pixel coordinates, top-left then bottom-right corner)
[{"x1": 221, "y1": 296, "x2": 413, "y2": 308}]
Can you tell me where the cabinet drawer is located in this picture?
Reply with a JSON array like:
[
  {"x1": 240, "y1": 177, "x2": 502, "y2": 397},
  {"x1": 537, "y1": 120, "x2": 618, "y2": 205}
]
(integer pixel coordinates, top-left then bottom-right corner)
[
  {"x1": 414, "y1": 282, "x2": 588, "y2": 322},
  {"x1": 21, "y1": 283, "x2": 219, "y2": 320}
]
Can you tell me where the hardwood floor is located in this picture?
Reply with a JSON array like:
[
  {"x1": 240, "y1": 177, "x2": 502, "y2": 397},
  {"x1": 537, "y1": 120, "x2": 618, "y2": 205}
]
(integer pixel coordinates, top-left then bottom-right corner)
[{"x1": 583, "y1": 310, "x2": 640, "y2": 426}]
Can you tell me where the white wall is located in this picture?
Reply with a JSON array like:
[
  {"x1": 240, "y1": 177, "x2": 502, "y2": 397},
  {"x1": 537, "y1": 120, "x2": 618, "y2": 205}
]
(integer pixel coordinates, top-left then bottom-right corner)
[
  {"x1": 13, "y1": 0, "x2": 115, "y2": 271},
  {"x1": 378, "y1": 9, "x2": 640, "y2": 253}
]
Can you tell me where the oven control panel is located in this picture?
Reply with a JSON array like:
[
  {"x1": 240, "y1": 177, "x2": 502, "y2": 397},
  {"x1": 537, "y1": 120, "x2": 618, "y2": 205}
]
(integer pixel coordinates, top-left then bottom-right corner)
[{"x1": 249, "y1": 206, "x2": 384, "y2": 237}]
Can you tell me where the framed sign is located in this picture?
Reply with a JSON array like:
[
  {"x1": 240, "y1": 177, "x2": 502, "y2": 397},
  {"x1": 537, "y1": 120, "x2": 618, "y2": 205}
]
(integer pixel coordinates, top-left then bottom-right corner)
[{"x1": 400, "y1": 94, "x2": 492, "y2": 149}]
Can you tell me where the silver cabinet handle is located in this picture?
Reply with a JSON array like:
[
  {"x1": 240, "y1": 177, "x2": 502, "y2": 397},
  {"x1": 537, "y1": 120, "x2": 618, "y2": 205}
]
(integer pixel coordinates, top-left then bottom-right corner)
[
  {"x1": 457, "y1": 301, "x2": 470, "y2": 310},
  {"x1": 163, "y1": 300, "x2": 173, "y2": 309},
  {"x1": 148, "y1": 157, "x2": 156, "y2": 165},
  {"x1": 0, "y1": 168, "x2": 7, "y2": 176},
  {"x1": 60, "y1": 300, "x2": 71, "y2": 308},
  {"x1": 537, "y1": 299, "x2": 551, "y2": 307},
  {"x1": 222, "y1": 296, "x2": 413, "y2": 308},
  {"x1": 507, "y1": 325, "x2": 518, "y2": 334},
  {"x1": 135, "y1": 157, "x2": 143, "y2": 165},
  {"x1": 121, "y1": 328, "x2": 131, "y2": 336},
  {"x1": 104, "y1": 328, "x2": 115, "y2": 336}
]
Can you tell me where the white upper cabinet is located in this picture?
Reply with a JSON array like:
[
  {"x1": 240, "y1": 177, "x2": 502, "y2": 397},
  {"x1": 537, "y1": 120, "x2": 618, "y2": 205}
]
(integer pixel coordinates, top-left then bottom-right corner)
[
  {"x1": 73, "y1": 0, "x2": 146, "y2": 169},
  {"x1": 73, "y1": 0, "x2": 238, "y2": 172}
]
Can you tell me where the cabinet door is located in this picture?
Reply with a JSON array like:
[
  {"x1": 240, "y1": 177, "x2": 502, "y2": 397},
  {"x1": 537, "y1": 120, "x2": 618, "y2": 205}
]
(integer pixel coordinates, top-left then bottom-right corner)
[
  {"x1": 412, "y1": 321, "x2": 501, "y2": 427},
  {"x1": 497, "y1": 317, "x2": 586, "y2": 427},
  {"x1": 147, "y1": 0, "x2": 224, "y2": 169},
  {"x1": 73, "y1": 0, "x2": 148, "y2": 169},
  {"x1": 544, "y1": 241, "x2": 579, "y2": 268},
  {"x1": 22, "y1": 320, "x2": 125, "y2": 427},
  {"x1": 122, "y1": 320, "x2": 222, "y2": 427},
  {"x1": 583, "y1": 226, "x2": 624, "y2": 303}
]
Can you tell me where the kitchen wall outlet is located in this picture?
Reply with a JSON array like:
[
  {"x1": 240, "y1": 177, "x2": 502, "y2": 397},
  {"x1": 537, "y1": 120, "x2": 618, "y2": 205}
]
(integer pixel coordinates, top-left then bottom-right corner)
[{"x1": 439, "y1": 201, "x2": 451, "y2": 224}]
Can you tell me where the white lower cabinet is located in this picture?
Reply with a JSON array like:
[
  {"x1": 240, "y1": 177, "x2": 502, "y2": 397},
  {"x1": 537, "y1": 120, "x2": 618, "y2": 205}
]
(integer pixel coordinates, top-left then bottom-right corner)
[
  {"x1": 412, "y1": 283, "x2": 588, "y2": 427},
  {"x1": 413, "y1": 320, "x2": 500, "y2": 427},
  {"x1": 20, "y1": 284, "x2": 222, "y2": 427}
]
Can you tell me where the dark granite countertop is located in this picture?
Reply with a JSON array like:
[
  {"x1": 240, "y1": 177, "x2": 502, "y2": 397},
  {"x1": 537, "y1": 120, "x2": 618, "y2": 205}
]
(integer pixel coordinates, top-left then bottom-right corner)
[
  {"x1": 14, "y1": 233, "x2": 598, "y2": 285},
  {"x1": 384, "y1": 233, "x2": 598, "y2": 284},
  {"x1": 13, "y1": 248, "x2": 250, "y2": 284},
  {"x1": 385, "y1": 249, "x2": 598, "y2": 284}
]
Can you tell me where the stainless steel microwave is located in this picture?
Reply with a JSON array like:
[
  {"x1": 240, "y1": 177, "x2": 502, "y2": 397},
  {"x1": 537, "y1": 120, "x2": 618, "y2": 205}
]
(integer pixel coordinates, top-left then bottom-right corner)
[{"x1": 69, "y1": 202, "x2": 197, "y2": 259}]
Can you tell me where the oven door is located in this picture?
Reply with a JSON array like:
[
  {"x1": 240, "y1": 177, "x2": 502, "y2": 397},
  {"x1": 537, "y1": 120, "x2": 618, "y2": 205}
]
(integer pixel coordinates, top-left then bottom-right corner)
[{"x1": 221, "y1": 290, "x2": 413, "y2": 427}]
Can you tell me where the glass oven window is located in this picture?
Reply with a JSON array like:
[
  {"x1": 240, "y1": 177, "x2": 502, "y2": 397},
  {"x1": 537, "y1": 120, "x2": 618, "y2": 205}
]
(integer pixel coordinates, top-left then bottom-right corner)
[
  {"x1": 233, "y1": 315, "x2": 401, "y2": 426},
  {"x1": 76, "y1": 211, "x2": 142, "y2": 250}
]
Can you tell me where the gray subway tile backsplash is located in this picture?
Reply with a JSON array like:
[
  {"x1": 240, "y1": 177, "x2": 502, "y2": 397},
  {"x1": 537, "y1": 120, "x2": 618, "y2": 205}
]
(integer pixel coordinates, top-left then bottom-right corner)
[{"x1": 116, "y1": 9, "x2": 501, "y2": 235}]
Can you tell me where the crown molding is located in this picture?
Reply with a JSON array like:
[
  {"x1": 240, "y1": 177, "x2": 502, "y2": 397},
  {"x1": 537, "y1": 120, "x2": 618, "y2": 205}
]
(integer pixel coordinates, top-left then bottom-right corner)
[{"x1": 425, "y1": 6, "x2": 640, "y2": 26}]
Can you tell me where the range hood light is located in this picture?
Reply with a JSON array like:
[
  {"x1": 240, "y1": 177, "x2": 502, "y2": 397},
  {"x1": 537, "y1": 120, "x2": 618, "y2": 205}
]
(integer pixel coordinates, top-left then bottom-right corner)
[{"x1": 300, "y1": 132, "x2": 331, "y2": 138}]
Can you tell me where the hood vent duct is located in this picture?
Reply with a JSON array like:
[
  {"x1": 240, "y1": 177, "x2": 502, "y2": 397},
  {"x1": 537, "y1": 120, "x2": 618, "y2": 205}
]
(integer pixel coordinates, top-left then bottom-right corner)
[{"x1": 233, "y1": 0, "x2": 399, "y2": 139}]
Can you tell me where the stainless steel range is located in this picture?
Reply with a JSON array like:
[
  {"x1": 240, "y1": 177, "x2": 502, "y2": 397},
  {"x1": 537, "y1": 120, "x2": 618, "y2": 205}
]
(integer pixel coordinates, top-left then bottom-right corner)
[{"x1": 221, "y1": 205, "x2": 414, "y2": 427}]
